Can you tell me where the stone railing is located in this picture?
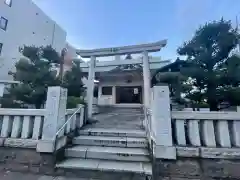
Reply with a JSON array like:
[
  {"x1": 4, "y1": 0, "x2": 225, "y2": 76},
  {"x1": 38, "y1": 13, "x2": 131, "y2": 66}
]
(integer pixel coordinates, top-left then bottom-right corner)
[
  {"x1": 149, "y1": 85, "x2": 240, "y2": 160},
  {"x1": 0, "y1": 87, "x2": 86, "y2": 153},
  {"x1": 0, "y1": 106, "x2": 85, "y2": 150},
  {"x1": 149, "y1": 85, "x2": 240, "y2": 179},
  {"x1": 36, "y1": 87, "x2": 86, "y2": 153},
  {"x1": 0, "y1": 108, "x2": 46, "y2": 148},
  {"x1": 0, "y1": 87, "x2": 87, "y2": 175},
  {"x1": 172, "y1": 110, "x2": 240, "y2": 158}
]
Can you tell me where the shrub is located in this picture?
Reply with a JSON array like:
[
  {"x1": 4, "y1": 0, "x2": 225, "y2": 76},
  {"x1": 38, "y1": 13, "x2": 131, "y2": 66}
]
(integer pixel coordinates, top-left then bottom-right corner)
[{"x1": 67, "y1": 96, "x2": 85, "y2": 109}]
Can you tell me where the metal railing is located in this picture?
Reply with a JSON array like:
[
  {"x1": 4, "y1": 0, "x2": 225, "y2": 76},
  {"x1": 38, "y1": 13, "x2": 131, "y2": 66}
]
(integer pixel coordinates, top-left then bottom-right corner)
[
  {"x1": 145, "y1": 107, "x2": 153, "y2": 145},
  {"x1": 54, "y1": 106, "x2": 82, "y2": 151}
]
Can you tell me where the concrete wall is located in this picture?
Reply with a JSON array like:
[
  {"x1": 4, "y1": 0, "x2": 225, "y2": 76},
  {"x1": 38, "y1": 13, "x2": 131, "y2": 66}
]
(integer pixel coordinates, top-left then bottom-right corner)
[
  {"x1": 0, "y1": 0, "x2": 67, "y2": 81},
  {"x1": 2, "y1": 147, "x2": 240, "y2": 179},
  {"x1": 0, "y1": 147, "x2": 58, "y2": 174}
]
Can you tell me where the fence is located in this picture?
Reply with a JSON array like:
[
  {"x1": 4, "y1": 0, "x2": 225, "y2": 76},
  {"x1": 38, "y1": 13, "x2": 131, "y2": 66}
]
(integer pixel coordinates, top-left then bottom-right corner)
[
  {"x1": 172, "y1": 110, "x2": 240, "y2": 159},
  {"x1": 0, "y1": 109, "x2": 45, "y2": 148},
  {"x1": 0, "y1": 87, "x2": 85, "y2": 152},
  {"x1": 172, "y1": 110, "x2": 240, "y2": 147},
  {"x1": 148, "y1": 85, "x2": 240, "y2": 160},
  {"x1": 0, "y1": 107, "x2": 84, "y2": 149}
]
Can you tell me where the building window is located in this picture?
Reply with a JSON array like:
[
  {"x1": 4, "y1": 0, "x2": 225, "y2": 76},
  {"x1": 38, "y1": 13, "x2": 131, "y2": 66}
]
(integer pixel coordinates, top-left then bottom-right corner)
[
  {"x1": 0, "y1": 43, "x2": 3, "y2": 55},
  {"x1": 102, "y1": 87, "x2": 112, "y2": 95},
  {"x1": 0, "y1": 17, "x2": 8, "y2": 31},
  {"x1": 4, "y1": 0, "x2": 12, "y2": 7}
]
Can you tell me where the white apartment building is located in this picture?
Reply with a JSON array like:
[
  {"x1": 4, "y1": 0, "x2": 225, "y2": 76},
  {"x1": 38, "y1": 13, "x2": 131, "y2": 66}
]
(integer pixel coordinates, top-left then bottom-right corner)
[{"x1": 0, "y1": 0, "x2": 67, "y2": 82}]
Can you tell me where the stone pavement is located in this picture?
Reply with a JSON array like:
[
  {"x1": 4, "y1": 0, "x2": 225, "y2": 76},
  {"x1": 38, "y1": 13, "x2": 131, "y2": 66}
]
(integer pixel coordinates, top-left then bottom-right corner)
[
  {"x1": 0, "y1": 171, "x2": 146, "y2": 180},
  {"x1": 0, "y1": 171, "x2": 94, "y2": 180},
  {"x1": 86, "y1": 107, "x2": 144, "y2": 130}
]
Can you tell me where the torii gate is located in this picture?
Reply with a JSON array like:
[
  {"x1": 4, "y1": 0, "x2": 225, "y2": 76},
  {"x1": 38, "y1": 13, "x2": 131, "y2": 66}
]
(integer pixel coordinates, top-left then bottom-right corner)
[{"x1": 77, "y1": 40, "x2": 167, "y2": 118}]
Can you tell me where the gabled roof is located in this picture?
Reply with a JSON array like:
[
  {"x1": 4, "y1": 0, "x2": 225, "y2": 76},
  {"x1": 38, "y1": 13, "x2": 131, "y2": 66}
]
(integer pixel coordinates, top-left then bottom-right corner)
[{"x1": 151, "y1": 59, "x2": 188, "y2": 86}]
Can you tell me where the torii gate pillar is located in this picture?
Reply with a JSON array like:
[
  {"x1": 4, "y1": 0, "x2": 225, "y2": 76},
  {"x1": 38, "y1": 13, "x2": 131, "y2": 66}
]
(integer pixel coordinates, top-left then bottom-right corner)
[{"x1": 87, "y1": 56, "x2": 96, "y2": 118}]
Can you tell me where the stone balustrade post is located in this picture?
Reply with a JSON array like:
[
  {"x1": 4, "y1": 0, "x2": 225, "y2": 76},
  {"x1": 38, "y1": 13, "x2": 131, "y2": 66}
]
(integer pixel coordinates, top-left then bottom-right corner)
[
  {"x1": 151, "y1": 85, "x2": 176, "y2": 159},
  {"x1": 37, "y1": 86, "x2": 67, "y2": 153}
]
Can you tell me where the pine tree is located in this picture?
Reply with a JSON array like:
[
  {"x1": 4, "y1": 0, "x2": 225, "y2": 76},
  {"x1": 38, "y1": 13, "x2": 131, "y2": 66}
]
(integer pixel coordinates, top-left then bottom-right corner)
[
  {"x1": 63, "y1": 60, "x2": 84, "y2": 97},
  {"x1": 178, "y1": 19, "x2": 240, "y2": 110},
  {"x1": 3, "y1": 45, "x2": 61, "y2": 108}
]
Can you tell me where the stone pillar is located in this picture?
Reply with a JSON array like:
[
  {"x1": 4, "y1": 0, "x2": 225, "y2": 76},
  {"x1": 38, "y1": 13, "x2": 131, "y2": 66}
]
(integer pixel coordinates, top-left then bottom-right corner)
[
  {"x1": 142, "y1": 51, "x2": 151, "y2": 129},
  {"x1": 142, "y1": 51, "x2": 151, "y2": 108},
  {"x1": 87, "y1": 56, "x2": 96, "y2": 118},
  {"x1": 112, "y1": 86, "x2": 116, "y2": 104},
  {"x1": 0, "y1": 83, "x2": 5, "y2": 97},
  {"x1": 37, "y1": 86, "x2": 67, "y2": 153},
  {"x1": 97, "y1": 85, "x2": 101, "y2": 105},
  {"x1": 115, "y1": 55, "x2": 120, "y2": 61},
  {"x1": 152, "y1": 85, "x2": 176, "y2": 159},
  {"x1": 233, "y1": 106, "x2": 240, "y2": 147}
]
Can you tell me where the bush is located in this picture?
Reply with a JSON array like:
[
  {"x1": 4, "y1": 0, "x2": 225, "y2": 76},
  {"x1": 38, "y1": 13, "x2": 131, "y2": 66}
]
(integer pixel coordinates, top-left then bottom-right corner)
[
  {"x1": 67, "y1": 96, "x2": 85, "y2": 109},
  {"x1": 190, "y1": 102, "x2": 210, "y2": 109},
  {"x1": 0, "y1": 95, "x2": 23, "y2": 108}
]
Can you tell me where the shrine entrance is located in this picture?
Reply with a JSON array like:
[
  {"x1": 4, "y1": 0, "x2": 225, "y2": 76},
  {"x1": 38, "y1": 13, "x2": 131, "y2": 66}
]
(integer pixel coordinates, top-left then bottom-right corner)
[
  {"x1": 116, "y1": 86, "x2": 142, "y2": 104},
  {"x1": 77, "y1": 39, "x2": 168, "y2": 119}
]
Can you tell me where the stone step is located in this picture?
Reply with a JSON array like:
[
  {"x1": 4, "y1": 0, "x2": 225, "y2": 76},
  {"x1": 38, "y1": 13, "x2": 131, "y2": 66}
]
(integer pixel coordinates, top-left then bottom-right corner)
[
  {"x1": 79, "y1": 128, "x2": 146, "y2": 138},
  {"x1": 56, "y1": 158, "x2": 152, "y2": 175},
  {"x1": 73, "y1": 135, "x2": 148, "y2": 148},
  {"x1": 65, "y1": 145, "x2": 150, "y2": 162}
]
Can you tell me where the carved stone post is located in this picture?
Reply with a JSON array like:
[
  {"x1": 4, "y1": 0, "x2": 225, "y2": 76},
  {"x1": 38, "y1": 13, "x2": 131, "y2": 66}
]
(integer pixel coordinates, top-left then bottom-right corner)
[
  {"x1": 152, "y1": 85, "x2": 176, "y2": 159},
  {"x1": 37, "y1": 86, "x2": 67, "y2": 153}
]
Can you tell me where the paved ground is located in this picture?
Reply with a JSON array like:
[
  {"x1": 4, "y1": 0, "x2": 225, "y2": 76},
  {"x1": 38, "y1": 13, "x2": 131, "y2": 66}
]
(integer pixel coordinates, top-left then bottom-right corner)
[
  {"x1": 0, "y1": 171, "x2": 147, "y2": 180},
  {"x1": 85, "y1": 107, "x2": 144, "y2": 130},
  {"x1": 0, "y1": 171, "x2": 94, "y2": 180}
]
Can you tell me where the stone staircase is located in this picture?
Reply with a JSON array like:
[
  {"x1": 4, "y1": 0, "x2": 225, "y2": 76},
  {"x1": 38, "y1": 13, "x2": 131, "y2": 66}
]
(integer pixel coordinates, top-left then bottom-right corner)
[{"x1": 56, "y1": 128, "x2": 152, "y2": 179}]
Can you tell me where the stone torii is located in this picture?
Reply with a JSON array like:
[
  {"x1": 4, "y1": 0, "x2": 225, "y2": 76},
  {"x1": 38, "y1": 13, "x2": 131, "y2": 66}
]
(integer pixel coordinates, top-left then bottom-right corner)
[{"x1": 76, "y1": 40, "x2": 167, "y2": 118}]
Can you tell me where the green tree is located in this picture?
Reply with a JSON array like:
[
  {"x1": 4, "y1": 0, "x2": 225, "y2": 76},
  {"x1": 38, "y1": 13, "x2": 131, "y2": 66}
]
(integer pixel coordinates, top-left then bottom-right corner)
[
  {"x1": 63, "y1": 60, "x2": 84, "y2": 97},
  {"x1": 63, "y1": 60, "x2": 85, "y2": 108},
  {"x1": 178, "y1": 19, "x2": 240, "y2": 110},
  {"x1": 151, "y1": 59, "x2": 191, "y2": 104},
  {"x1": 215, "y1": 54, "x2": 240, "y2": 107},
  {"x1": 5, "y1": 46, "x2": 61, "y2": 108}
]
